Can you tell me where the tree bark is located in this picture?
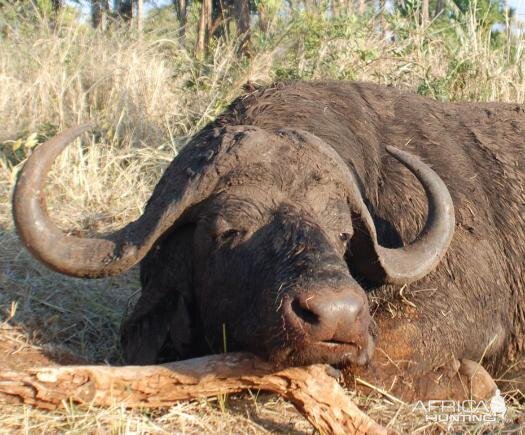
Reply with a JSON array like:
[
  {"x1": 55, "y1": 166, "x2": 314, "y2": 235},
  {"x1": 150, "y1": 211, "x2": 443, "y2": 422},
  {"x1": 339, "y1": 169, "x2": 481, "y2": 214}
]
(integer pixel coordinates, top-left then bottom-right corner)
[
  {"x1": 379, "y1": 0, "x2": 385, "y2": 35},
  {"x1": 51, "y1": 0, "x2": 62, "y2": 13},
  {"x1": 421, "y1": 0, "x2": 429, "y2": 25},
  {"x1": 332, "y1": 0, "x2": 352, "y2": 16},
  {"x1": 92, "y1": 0, "x2": 109, "y2": 29},
  {"x1": 433, "y1": 0, "x2": 444, "y2": 17},
  {"x1": 359, "y1": 0, "x2": 366, "y2": 14},
  {"x1": 233, "y1": 0, "x2": 251, "y2": 56},
  {"x1": 303, "y1": 0, "x2": 316, "y2": 12},
  {"x1": 136, "y1": 0, "x2": 144, "y2": 33},
  {"x1": 211, "y1": 0, "x2": 235, "y2": 39},
  {"x1": 49, "y1": 0, "x2": 62, "y2": 30},
  {"x1": 0, "y1": 353, "x2": 389, "y2": 435},
  {"x1": 258, "y1": 1, "x2": 269, "y2": 31},
  {"x1": 115, "y1": 0, "x2": 133, "y2": 20},
  {"x1": 174, "y1": 0, "x2": 188, "y2": 40},
  {"x1": 196, "y1": 0, "x2": 213, "y2": 59}
]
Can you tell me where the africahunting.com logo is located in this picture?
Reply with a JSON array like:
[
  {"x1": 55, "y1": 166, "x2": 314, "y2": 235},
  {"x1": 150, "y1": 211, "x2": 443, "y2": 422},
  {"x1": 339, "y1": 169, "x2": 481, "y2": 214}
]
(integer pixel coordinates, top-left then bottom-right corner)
[{"x1": 413, "y1": 389, "x2": 507, "y2": 423}]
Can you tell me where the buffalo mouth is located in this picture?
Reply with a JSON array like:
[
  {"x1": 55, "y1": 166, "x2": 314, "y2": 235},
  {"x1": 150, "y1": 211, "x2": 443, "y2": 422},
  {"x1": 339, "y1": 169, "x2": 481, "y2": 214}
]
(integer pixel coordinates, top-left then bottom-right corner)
[
  {"x1": 317, "y1": 333, "x2": 375, "y2": 366},
  {"x1": 268, "y1": 329, "x2": 376, "y2": 368},
  {"x1": 321, "y1": 339, "x2": 356, "y2": 347}
]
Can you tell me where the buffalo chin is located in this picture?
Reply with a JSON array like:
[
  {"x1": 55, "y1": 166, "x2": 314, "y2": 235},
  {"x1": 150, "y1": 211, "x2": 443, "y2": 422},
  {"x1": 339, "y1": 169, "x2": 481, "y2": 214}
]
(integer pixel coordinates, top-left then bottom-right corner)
[{"x1": 266, "y1": 330, "x2": 376, "y2": 368}]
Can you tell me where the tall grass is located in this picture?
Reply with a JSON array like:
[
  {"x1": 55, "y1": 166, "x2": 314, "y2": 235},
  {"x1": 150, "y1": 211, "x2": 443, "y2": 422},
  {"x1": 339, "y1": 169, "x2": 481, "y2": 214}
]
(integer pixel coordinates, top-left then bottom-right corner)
[{"x1": 0, "y1": 7, "x2": 524, "y2": 433}]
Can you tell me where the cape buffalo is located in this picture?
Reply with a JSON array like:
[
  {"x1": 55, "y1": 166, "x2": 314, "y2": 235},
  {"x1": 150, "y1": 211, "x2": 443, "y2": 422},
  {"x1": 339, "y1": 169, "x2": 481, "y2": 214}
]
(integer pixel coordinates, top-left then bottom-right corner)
[{"x1": 12, "y1": 81, "x2": 525, "y2": 400}]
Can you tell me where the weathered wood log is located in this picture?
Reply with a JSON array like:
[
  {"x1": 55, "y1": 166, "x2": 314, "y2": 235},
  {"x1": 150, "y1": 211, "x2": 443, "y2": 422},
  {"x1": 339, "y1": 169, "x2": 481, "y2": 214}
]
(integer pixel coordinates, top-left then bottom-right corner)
[{"x1": 0, "y1": 352, "x2": 389, "y2": 434}]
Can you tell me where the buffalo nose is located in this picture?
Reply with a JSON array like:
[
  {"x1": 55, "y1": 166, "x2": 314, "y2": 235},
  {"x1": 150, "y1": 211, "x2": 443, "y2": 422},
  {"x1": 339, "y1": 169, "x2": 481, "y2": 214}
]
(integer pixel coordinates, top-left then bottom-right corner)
[{"x1": 288, "y1": 289, "x2": 368, "y2": 343}]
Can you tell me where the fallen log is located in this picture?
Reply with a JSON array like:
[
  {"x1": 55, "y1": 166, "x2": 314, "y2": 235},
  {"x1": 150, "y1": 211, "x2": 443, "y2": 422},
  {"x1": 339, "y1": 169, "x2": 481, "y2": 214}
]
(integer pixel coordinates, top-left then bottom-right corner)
[{"x1": 0, "y1": 352, "x2": 389, "y2": 434}]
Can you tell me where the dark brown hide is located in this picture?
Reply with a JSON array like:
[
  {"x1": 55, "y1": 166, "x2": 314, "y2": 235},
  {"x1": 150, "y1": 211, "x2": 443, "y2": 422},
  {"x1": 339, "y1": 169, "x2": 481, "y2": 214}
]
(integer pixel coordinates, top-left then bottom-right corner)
[
  {"x1": 215, "y1": 81, "x2": 524, "y2": 398},
  {"x1": 131, "y1": 81, "x2": 524, "y2": 398}
]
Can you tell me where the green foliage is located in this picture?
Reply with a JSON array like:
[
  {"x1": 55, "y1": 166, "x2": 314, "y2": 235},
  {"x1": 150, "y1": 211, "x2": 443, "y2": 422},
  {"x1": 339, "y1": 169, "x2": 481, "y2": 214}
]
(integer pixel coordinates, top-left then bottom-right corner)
[
  {"x1": 0, "y1": 0, "x2": 79, "y2": 37},
  {"x1": 451, "y1": 0, "x2": 506, "y2": 30},
  {"x1": 255, "y1": 0, "x2": 281, "y2": 17},
  {"x1": 396, "y1": 0, "x2": 508, "y2": 35},
  {"x1": 272, "y1": 13, "x2": 372, "y2": 81},
  {"x1": 1, "y1": 0, "x2": 524, "y2": 147},
  {"x1": 396, "y1": 0, "x2": 423, "y2": 17},
  {"x1": 0, "y1": 0, "x2": 58, "y2": 21},
  {"x1": 0, "y1": 123, "x2": 58, "y2": 166}
]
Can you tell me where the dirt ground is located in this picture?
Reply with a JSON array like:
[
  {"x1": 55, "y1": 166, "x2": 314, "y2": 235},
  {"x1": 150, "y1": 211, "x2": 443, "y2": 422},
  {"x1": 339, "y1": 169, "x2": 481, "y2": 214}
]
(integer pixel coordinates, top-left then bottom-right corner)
[
  {"x1": 0, "y1": 327, "x2": 86, "y2": 371},
  {"x1": 1, "y1": 319, "x2": 525, "y2": 434}
]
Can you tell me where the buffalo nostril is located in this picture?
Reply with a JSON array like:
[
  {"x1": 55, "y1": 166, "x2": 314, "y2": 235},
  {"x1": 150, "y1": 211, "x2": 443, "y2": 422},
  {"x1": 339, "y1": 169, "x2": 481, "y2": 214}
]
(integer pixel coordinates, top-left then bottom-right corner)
[
  {"x1": 287, "y1": 290, "x2": 367, "y2": 343},
  {"x1": 291, "y1": 297, "x2": 319, "y2": 325}
]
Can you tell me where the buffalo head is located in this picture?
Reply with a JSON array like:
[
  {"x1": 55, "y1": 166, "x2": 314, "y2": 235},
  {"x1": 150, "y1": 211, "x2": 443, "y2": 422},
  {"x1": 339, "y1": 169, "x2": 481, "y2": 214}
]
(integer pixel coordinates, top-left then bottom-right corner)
[{"x1": 13, "y1": 124, "x2": 454, "y2": 367}]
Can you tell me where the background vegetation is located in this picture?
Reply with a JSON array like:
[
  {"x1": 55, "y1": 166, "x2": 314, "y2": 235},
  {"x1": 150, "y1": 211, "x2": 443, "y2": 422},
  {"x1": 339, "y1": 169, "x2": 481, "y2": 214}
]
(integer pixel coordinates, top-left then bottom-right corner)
[{"x1": 0, "y1": 0, "x2": 524, "y2": 432}]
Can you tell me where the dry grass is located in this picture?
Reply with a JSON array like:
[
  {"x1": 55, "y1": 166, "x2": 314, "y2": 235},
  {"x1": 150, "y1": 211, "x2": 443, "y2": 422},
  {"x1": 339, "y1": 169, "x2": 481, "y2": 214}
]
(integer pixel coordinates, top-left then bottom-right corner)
[{"x1": 1, "y1": 8, "x2": 524, "y2": 434}]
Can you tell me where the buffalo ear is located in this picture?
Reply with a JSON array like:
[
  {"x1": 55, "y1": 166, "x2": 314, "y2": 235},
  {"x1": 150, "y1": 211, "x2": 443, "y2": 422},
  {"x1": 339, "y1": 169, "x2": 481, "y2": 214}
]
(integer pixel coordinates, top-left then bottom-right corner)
[{"x1": 120, "y1": 224, "x2": 204, "y2": 364}]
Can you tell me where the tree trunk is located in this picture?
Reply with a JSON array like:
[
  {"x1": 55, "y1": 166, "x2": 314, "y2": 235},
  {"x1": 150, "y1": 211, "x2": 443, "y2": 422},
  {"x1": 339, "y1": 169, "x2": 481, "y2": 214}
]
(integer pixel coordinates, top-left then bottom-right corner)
[
  {"x1": 359, "y1": 0, "x2": 366, "y2": 14},
  {"x1": 51, "y1": 0, "x2": 62, "y2": 13},
  {"x1": 257, "y1": 3, "x2": 269, "y2": 32},
  {"x1": 92, "y1": 0, "x2": 109, "y2": 29},
  {"x1": 49, "y1": 0, "x2": 62, "y2": 30},
  {"x1": 0, "y1": 353, "x2": 389, "y2": 435},
  {"x1": 378, "y1": 0, "x2": 385, "y2": 38},
  {"x1": 92, "y1": 0, "x2": 101, "y2": 28},
  {"x1": 332, "y1": 0, "x2": 349, "y2": 16},
  {"x1": 136, "y1": 0, "x2": 144, "y2": 33},
  {"x1": 115, "y1": 0, "x2": 133, "y2": 20},
  {"x1": 174, "y1": 0, "x2": 188, "y2": 40},
  {"x1": 421, "y1": 0, "x2": 429, "y2": 25},
  {"x1": 433, "y1": 0, "x2": 445, "y2": 17},
  {"x1": 196, "y1": 0, "x2": 213, "y2": 59},
  {"x1": 337, "y1": 0, "x2": 352, "y2": 15},
  {"x1": 210, "y1": 0, "x2": 232, "y2": 40},
  {"x1": 330, "y1": 0, "x2": 338, "y2": 16},
  {"x1": 303, "y1": 0, "x2": 315, "y2": 12},
  {"x1": 233, "y1": 0, "x2": 251, "y2": 56}
]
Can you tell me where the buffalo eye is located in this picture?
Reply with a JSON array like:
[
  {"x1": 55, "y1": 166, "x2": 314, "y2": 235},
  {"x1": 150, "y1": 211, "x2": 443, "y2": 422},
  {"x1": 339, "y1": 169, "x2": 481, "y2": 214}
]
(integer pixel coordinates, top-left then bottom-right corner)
[
  {"x1": 217, "y1": 229, "x2": 241, "y2": 243},
  {"x1": 339, "y1": 232, "x2": 351, "y2": 242}
]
